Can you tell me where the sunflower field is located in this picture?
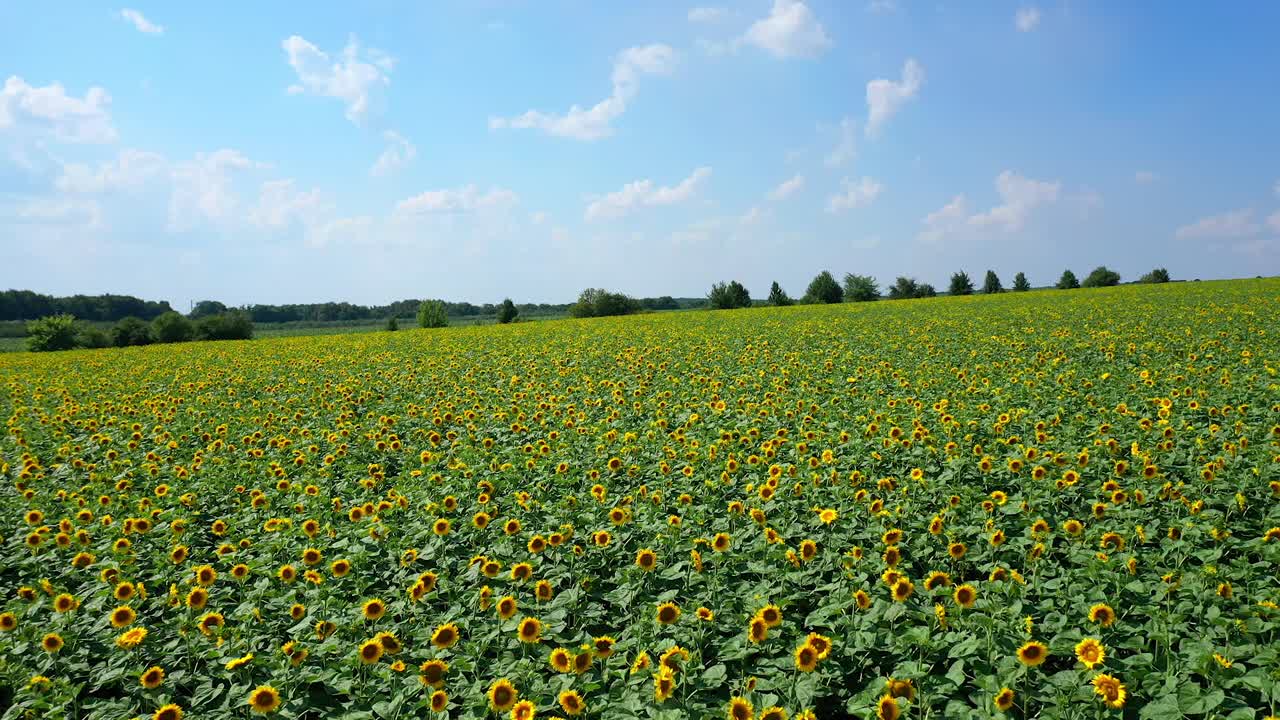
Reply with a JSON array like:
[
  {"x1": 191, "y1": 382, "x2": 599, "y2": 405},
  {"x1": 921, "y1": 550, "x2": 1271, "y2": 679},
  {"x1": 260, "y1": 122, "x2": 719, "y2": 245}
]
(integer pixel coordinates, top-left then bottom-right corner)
[{"x1": 2, "y1": 279, "x2": 1279, "y2": 720}]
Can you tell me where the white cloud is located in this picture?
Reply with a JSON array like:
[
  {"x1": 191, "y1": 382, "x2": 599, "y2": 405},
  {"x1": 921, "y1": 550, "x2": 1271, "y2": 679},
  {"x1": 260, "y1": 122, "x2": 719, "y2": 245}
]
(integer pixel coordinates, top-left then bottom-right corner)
[
  {"x1": 865, "y1": 59, "x2": 923, "y2": 137},
  {"x1": 370, "y1": 130, "x2": 416, "y2": 176},
  {"x1": 585, "y1": 166, "x2": 711, "y2": 221},
  {"x1": 741, "y1": 0, "x2": 831, "y2": 59},
  {"x1": 249, "y1": 179, "x2": 329, "y2": 230},
  {"x1": 395, "y1": 185, "x2": 519, "y2": 215},
  {"x1": 825, "y1": 116, "x2": 856, "y2": 167},
  {"x1": 1135, "y1": 170, "x2": 1159, "y2": 184},
  {"x1": 120, "y1": 8, "x2": 163, "y2": 34},
  {"x1": 1015, "y1": 7, "x2": 1041, "y2": 32},
  {"x1": 490, "y1": 44, "x2": 677, "y2": 141},
  {"x1": 282, "y1": 35, "x2": 392, "y2": 125},
  {"x1": 55, "y1": 149, "x2": 166, "y2": 193},
  {"x1": 1174, "y1": 209, "x2": 1261, "y2": 240},
  {"x1": 168, "y1": 149, "x2": 264, "y2": 230},
  {"x1": 688, "y1": 7, "x2": 728, "y2": 22},
  {"x1": 9, "y1": 196, "x2": 103, "y2": 229},
  {"x1": 868, "y1": 1, "x2": 898, "y2": 13},
  {"x1": 826, "y1": 176, "x2": 883, "y2": 213},
  {"x1": 1267, "y1": 210, "x2": 1280, "y2": 234},
  {"x1": 917, "y1": 195, "x2": 968, "y2": 243},
  {"x1": 968, "y1": 170, "x2": 1061, "y2": 231},
  {"x1": 740, "y1": 206, "x2": 767, "y2": 225},
  {"x1": 768, "y1": 174, "x2": 805, "y2": 201},
  {"x1": 0, "y1": 75, "x2": 116, "y2": 143}
]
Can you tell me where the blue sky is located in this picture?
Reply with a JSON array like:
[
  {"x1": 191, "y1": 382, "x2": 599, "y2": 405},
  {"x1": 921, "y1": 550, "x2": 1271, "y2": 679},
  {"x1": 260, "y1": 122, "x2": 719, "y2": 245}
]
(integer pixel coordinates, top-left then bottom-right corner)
[{"x1": 2, "y1": 1, "x2": 1278, "y2": 308}]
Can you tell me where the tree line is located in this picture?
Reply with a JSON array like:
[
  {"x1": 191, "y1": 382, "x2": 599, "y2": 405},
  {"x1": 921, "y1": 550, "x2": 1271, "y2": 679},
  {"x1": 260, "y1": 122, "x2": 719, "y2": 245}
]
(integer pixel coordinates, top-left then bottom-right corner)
[
  {"x1": 24, "y1": 310, "x2": 254, "y2": 352},
  {"x1": 0, "y1": 290, "x2": 174, "y2": 322}
]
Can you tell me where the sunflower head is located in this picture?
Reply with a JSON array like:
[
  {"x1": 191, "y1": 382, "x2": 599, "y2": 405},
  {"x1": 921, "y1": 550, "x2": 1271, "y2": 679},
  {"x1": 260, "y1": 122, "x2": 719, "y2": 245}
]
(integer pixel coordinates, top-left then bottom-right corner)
[
  {"x1": 1017, "y1": 641, "x2": 1048, "y2": 666},
  {"x1": 248, "y1": 685, "x2": 281, "y2": 714},
  {"x1": 488, "y1": 679, "x2": 518, "y2": 712}
]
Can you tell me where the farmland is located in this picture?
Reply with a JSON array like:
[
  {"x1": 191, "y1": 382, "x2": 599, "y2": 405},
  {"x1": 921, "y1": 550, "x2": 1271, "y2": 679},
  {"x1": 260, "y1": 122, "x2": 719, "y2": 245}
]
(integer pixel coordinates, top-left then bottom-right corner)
[{"x1": 1, "y1": 279, "x2": 1278, "y2": 720}]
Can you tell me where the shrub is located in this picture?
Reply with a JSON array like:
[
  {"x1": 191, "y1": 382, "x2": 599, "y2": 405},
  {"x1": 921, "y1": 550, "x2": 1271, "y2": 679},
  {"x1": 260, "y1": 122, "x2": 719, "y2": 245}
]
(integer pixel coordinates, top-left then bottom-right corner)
[
  {"x1": 916, "y1": 283, "x2": 937, "y2": 298},
  {"x1": 843, "y1": 274, "x2": 880, "y2": 302},
  {"x1": 497, "y1": 299, "x2": 519, "y2": 324},
  {"x1": 1056, "y1": 269, "x2": 1080, "y2": 289},
  {"x1": 708, "y1": 281, "x2": 751, "y2": 310},
  {"x1": 569, "y1": 289, "x2": 639, "y2": 318},
  {"x1": 196, "y1": 311, "x2": 254, "y2": 340},
  {"x1": 948, "y1": 272, "x2": 974, "y2": 296},
  {"x1": 112, "y1": 316, "x2": 155, "y2": 347},
  {"x1": 802, "y1": 271, "x2": 843, "y2": 304},
  {"x1": 767, "y1": 282, "x2": 792, "y2": 307},
  {"x1": 1082, "y1": 266, "x2": 1121, "y2": 288},
  {"x1": 983, "y1": 270, "x2": 1003, "y2": 294},
  {"x1": 152, "y1": 311, "x2": 196, "y2": 343},
  {"x1": 385, "y1": 316, "x2": 399, "y2": 332},
  {"x1": 1013, "y1": 272, "x2": 1031, "y2": 292},
  {"x1": 25, "y1": 314, "x2": 79, "y2": 352},
  {"x1": 1138, "y1": 268, "x2": 1170, "y2": 284},
  {"x1": 78, "y1": 325, "x2": 112, "y2": 349},
  {"x1": 888, "y1": 277, "x2": 919, "y2": 300},
  {"x1": 417, "y1": 300, "x2": 449, "y2": 328}
]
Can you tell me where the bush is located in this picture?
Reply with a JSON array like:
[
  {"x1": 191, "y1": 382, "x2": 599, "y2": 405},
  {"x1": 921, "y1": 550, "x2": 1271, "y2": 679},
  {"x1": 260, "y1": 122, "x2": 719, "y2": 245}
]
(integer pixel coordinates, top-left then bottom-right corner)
[
  {"x1": 708, "y1": 281, "x2": 751, "y2": 310},
  {"x1": 569, "y1": 289, "x2": 639, "y2": 319},
  {"x1": 641, "y1": 296, "x2": 680, "y2": 311},
  {"x1": 189, "y1": 300, "x2": 228, "y2": 319},
  {"x1": 1056, "y1": 269, "x2": 1080, "y2": 289},
  {"x1": 1013, "y1": 272, "x2": 1031, "y2": 292},
  {"x1": 983, "y1": 270, "x2": 1003, "y2": 294},
  {"x1": 916, "y1": 283, "x2": 937, "y2": 298},
  {"x1": 385, "y1": 316, "x2": 399, "y2": 332},
  {"x1": 802, "y1": 271, "x2": 843, "y2": 304},
  {"x1": 888, "y1": 277, "x2": 919, "y2": 300},
  {"x1": 417, "y1": 300, "x2": 449, "y2": 328},
  {"x1": 767, "y1": 282, "x2": 792, "y2": 307},
  {"x1": 196, "y1": 311, "x2": 254, "y2": 340},
  {"x1": 497, "y1": 299, "x2": 519, "y2": 324},
  {"x1": 842, "y1": 274, "x2": 880, "y2": 302},
  {"x1": 78, "y1": 324, "x2": 112, "y2": 349},
  {"x1": 1138, "y1": 268, "x2": 1170, "y2": 284},
  {"x1": 1082, "y1": 266, "x2": 1121, "y2": 288},
  {"x1": 948, "y1": 271, "x2": 974, "y2": 296},
  {"x1": 152, "y1": 311, "x2": 196, "y2": 343},
  {"x1": 25, "y1": 314, "x2": 79, "y2": 352},
  {"x1": 112, "y1": 316, "x2": 154, "y2": 346}
]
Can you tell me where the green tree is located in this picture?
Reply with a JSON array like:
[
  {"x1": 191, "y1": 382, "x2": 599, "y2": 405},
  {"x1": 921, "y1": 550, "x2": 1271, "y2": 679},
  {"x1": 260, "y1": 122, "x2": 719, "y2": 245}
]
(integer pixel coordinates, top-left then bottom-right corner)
[
  {"x1": 982, "y1": 270, "x2": 1003, "y2": 294},
  {"x1": 948, "y1": 271, "x2": 974, "y2": 296},
  {"x1": 916, "y1": 283, "x2": 937, "y2": 298},
  {"x1": 497, "y1": 299, "x2": 519, "y2": 324},
  {"x1": 25, "y1": 314, "x2": 79, "y2": 352},
  {"x1": 1138, "y1": 267, "x2": 1170, "y2": 283},
  {"x1": 152, "y1": 311, "x2": 195, "y2": 343},
  {"x1": 195, "y1": 311, "x2": 254, "y2": 340},
  {"x1": 189, "y1": 300, "x2": 228, "y2": 319},
  {"x1": 888, "y1": 277, "x2": 920, "y2": 300},
  {"x1": 1012, "y1": 272, "x2": 1031, "y2": 292},
  {"x1": 417, "y1": 300, "x2": 449, "y2": 328},
  {"x1": 385, "y1": 316, "x2": 399, "y2": 331},
  {"x1": 767, "y1": 281, "x2": 793, "y2": 306},
  {"x1": 78, "y1": 324, "x2": 112, "y2": 349},
  {"x1": 842, "y1": 274, "x2": 880, "y2": 302},
  {"x1": 112, "y1": 316, "x2": 154, "y2": 346},
  {"x1": 1082, "y1": 266, "x2": 1121, "y2": 287},
  {"x1": 708, "y1": 281, "x2": 751, "y2": 309},
  {"x1": 802, "y1": 271, "x2": 844, "y2": 304},
  {"x1": 1056, "y1": 269, "x2": 1080, "y2": 289}
]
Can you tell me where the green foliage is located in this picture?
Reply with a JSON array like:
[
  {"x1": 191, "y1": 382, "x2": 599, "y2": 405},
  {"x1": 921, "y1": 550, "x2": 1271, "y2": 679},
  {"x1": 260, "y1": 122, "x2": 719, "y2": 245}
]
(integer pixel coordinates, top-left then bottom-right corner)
[
  {"x1": 1012, "y1": 272, "x2": 1031, "y2": 292},
  {"x1": 189, "y1": 300, "x2": 229, "y2": 319},
  {"x1": 640, "y1": 296, "x2": 680, "y2": 311},
  {"x1": 417, "y1": 300, "x2": 449, "y2": 328},
  {"x1": 195, "y1": 311, "x2": 254, "y2": 341},
  {"x1": 497, "y1": 299, "x2": 519, "y2": 324},
  {"x1": 948, "y1": 271, "x2": 974, "y2": 296},
  {"x1": 78, "y1": 325, "x2": 113, "y2": 349},
  {"x1": 568, "y1": 289, "x2": 639, "y2": 319},
  {"x1": 111, "y1": 317, "x2": 154, "y2": 347},
  {"x1": 802, "y1": 271, "x2": 843, "y2": 304},
  {"x1": 1139, "y1": 267, "x2": 1171, "y2": 283},
  {"x1": 152, "y1": 311, "x2": 196, "y2": 343},
  {"x1": 767, "y1": 282, "x2": 793, "y2": 307},
  {"x1": 982, "y1": 270, "x2": 1002, "y2": 294},
  {"x1": 385, "y1": 316, "x2": 399, "y2": 332},
  {"x1": 1056, "y1": 269, "x2": 1080, "y2": 289},
  {"x1": 916, "y1": 283, "x2": 937, "y2": 298},
  {"x1": 842, "y1": 274, "x2": 880, "y2": 302},
  {"x1": 24, "y1": 314, "x2": 79, "y2": 352},
  {"x1": 1082, "y1": 266, "x2": 1122, "y2": 287},
  {"x1": 708, "y1": 281, "x2": 752, "y2": 310},
  {"x1": 889, "y1": 276, "x2": 936, "y2": 300},
  {"x1": 0, "y1": 289, "x2": 172, "y2": 322}
]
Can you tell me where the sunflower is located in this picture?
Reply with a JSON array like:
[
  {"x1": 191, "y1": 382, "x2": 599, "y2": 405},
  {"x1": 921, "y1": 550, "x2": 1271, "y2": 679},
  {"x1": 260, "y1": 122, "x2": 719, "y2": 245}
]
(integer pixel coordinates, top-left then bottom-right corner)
[
  {"x1": 953, "y1": 584, "x2": 977, "y2": 608},
  {"x1": 278, "y1": 565, "x2": 297, "y2": 583},
  {"x1": 794, "y1": 642, "x2": 819, "y2": 672},
  {"x1": 748, "y1": 616, "x2": 769, "y2": 643},
  {"x1": 330, "y1": 559, "x2": 352, "y2": 577},
  {"x1": 697, "y1": 606, "x2": 715, "y2": 622},
  {"x1": 549, "y1": 647, "x2": 574, "y2": 673},
  {"x1": 654, "y1": 669, "x2": 676, "y2": 702},
  {"x1": 759, "y1": 707, "x2": 787, "y2": 720},
  {"x1": 947, "y1": 542, "x2": 967, "y2": 560},
  {"x1": 225, "y1": 653, "x2": 254, "y2": 671},
  {"x1": 876, "y1": 694, "x2": 901, "y2": 720},
  {"x1": 110, "y1": 605, "x2": 137, "y2": 628},
  {"x1": 431, "y1": 622, "x2": 459, "y2": 648},
  {"x1": 854, "y1": 589, "x2": 872, "y2": 610},
  {"x1": 1016, "y1": 640, "x2": 1048, "y2": 666},
  {"x1": 799, "y1": 539, "x2": 817, "y2": 561},
  {"x1": 805, "y1": 632, "x2": 833, "y2": 660},
  {"x1": 198, "y1": 612, "x2": 224, "y2": 636},
  {"x1": 1091, "y1": 673, "x2": 1127, "y2": 708},
  {"x1": 593, "y1": 635, "x2": 617, "y2": 657},
  {"x1": 362, "y1": 598, "x2": 386, "y2": 621},
  {"x1": 53, "y1": 593, "x2": 78, "y2": 613},
  {"x1": 419, "y1": 658, "x2": 448, "y2": 687},
  {"x1": 924, "y1": 571, "x2": 951, "y2": 591},
  {"x1": 994, "y1": 687, "x2": 1015, "y2": 712},
  {"x1": 140, "y1": 666, "x2": 165, "y2": 689},
  {"x1": 1075, "y1": 638, "x2": 1105, "y2": 669},
  {"x1": 41, "y1": 633, "x2": 64, "y2": 653},
  {"x1": 1088, "y1": 603, "x2": 1116, "y2": 627},
  {"x1": 0, "y1": 613, "x2": 16, "y2": 631},
  {"x1": 488, "y1": 678, "x2": 518, "y2": 712},
  {"x1": 497, "y1": 595, "x2": 518, "y2": 619},
  {"x1": 193, "y1": 565, "x2": 217, "y2": 586},
  {"x1": 559, "y1": 690, "x2": 586, "y2": 716},
  {"x1": 116, "y1": 627, "x2": 147, "y2": 649},
  {"x1": 757, "y1": 604, "x2": 783, "y2": 627},
  {"x1": 153, "y1": 704, "x2": 184, "y2": 720},
  {"x1": 517, "y1": 617, "x2": 543, "y2": 643},
  {"x1": 891, "y1": 579, "x2": 914, "y2": 601},
  {"x1": 656, "y1": 602, "x2": 681, "y2": 625},
  {"x1": 728, "y1": 696, "x2": 754, "y2": 720},
  {"x1": 635, "y1": 548, "x2": 658, "y2": 571},
  {"x1": 375, "y1": 631, "x2": 402, "y2": 654},
  {"x1": 572, "y1": 648, "x2": 593, "y2": 674},
  {"x1": 358, "y1": 639, "x2": 384, "y2": 664},
  {"x1": 248, "y1": 685, "x2": 281, "y2": 714},
  {"x1": 713, "y1": 532, "x2": 732, "y2": 551},
  {"x1": 429, "y1": 690, "x2": 448, "y2": 712}
]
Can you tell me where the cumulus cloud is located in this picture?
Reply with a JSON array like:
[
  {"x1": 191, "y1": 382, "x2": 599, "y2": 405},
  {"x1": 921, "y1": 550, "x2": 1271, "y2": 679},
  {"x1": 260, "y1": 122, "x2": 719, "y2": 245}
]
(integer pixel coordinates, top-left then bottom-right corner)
[
  {"x1": 0, "y1": 76, "x2": 117, "y2": 143},
  {"x1": 370, "y1": 130, "x2": 416, "y2": 176},
  {"x1": 826, "y1": 176, "x2": 883, "y2": 213},
  {"x1": 56, "y1": 149, "x2": 166, "y2": 193},
  {"x1": 865, "y1": 59, "x2": 923, "y2": 137},
  {"x1": 282, "y1": 35, "x2": 392, "y2": 125},
  {"x1": 741, "y1": 0, "x2": 831, "y2": 58},
  {"x1": 916, "y1": 194, "x2": 969, "y2": 244},
  {"x1": 1135, "y1": 170, "x2": 1159, "y2": 184},
  {"x1": 768, "y1": 174, "x2": 805, "y2": 201},
  {"x1": 824, "y1": 116, "x2": 856, "y2": 168},
  {"x1": 490, "y1": 44, "x2": 677, "y2": 141},
  {"x1": 688, "y1": 7, "x2": 728, "y2": 22},
  {"x1": 394, "y1": 185, "x2": 519, "y2": 215},
  {"x1": 867, "y1": 0, "x2": 898, "y2": 13},
  {"x1": 249, "y1": 179, "x2": 330, "y2": 230},
  {"x1": 968, "y1": 171, "x2": 1061, "y2": 231},
  {"x1": 1015, "y1": 7, "x2": 1041, "y2": 32},
  {"x1": 585, "y1": 166, "x2": 711, "y2": 221},
  {"x1": 1174, "y1": 209, "x2": 1261, "y2": 240},
  {"x1": 168, "y1": 149, "x2": 265, "y2": 231},
  {"x1": 120, "y1": 9, "x2": 163, "y2": 34}
]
